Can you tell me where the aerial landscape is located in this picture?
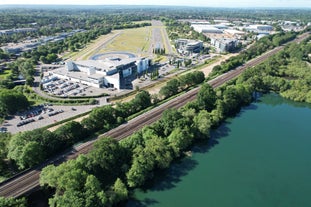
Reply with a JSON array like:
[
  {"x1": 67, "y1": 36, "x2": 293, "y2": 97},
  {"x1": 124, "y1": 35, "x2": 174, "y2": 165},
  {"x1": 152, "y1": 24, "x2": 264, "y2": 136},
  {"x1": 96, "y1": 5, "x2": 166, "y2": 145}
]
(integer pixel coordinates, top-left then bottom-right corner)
[{"x1": 0, "y1": 0, "x2": 310, "y2": 206}]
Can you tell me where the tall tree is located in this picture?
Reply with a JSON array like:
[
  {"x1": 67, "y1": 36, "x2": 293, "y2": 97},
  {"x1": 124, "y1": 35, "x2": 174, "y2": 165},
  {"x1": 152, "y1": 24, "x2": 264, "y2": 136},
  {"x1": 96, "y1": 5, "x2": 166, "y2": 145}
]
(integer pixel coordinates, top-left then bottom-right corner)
[{"x1": 197, "y1": 84, "x2": 217, "y2": 112}]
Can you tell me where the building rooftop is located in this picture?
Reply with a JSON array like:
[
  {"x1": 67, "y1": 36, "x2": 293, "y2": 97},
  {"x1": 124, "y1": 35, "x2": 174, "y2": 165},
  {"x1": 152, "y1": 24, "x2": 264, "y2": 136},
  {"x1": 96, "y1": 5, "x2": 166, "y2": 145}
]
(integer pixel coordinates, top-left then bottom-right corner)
[
  {"x1": 224, "y1": 29, "x2": 246, "y2": 35},
  {"x1": 53, "y1": 67, "x2": 105, "y2": 82},
  {"x1": 74, "y1": 58, "x2": 137, "y2": 73}
]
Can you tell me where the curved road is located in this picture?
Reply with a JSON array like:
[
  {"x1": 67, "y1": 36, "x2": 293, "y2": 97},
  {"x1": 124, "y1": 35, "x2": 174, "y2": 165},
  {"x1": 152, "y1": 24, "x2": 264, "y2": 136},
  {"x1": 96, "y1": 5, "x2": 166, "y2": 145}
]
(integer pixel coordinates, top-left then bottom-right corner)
[{"x1": 0, "y1": 32, "x2": 309, "y2": 198}]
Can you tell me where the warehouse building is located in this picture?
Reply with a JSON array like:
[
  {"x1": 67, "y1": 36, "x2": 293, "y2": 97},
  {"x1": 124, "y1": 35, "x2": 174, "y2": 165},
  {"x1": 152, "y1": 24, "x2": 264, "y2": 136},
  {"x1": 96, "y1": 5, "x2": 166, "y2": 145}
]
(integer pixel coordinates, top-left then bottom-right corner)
[{"x1": 245, "y1": 24, "x2": 274, "y2": 33}]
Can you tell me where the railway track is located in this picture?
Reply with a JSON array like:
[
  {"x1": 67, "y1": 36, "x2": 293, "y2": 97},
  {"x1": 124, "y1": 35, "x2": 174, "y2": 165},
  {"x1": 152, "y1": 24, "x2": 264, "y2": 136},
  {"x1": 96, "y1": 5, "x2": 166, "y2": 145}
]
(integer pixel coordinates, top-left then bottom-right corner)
[{"x1": 0, "y1": 32, "x2": 309, "y2": 198}]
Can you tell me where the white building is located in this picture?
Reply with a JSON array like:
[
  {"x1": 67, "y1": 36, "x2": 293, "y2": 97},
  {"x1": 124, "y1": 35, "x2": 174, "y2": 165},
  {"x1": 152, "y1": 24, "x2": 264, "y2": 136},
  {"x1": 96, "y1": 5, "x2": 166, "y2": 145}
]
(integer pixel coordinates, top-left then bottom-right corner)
[
  {"x1": 175, "y1": 39, "x2": 203, "y2": 55},
  {"x1": 192, "y1": 25, "x2": 223, "y2": 34},
  {"x1": 211, "y1": 38, "x2": 238, "y2": 53},
  {"x1": 49, "y1": 58, "x2": 149, "y2": 90}
]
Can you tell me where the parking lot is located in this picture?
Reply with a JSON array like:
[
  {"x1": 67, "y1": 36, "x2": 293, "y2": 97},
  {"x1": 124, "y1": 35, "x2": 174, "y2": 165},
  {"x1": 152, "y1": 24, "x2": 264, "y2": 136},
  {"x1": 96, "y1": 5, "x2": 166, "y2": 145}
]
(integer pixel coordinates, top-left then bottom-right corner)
[
  {"x1": 42, "y1": 73, "x2": 121, "y2": 97},
  {"x1": 1, "y1": 103, "x2": 104, "y2": 134},
  {"x1": 42, "y1": 76, "x2": 94, "y2": 97}
]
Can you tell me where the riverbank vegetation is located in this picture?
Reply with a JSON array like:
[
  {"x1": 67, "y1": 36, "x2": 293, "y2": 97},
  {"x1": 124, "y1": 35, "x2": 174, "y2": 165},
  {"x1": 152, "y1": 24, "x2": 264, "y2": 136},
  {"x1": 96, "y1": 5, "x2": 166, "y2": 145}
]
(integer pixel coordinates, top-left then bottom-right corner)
[{"x1": 236, "y1": 37, "x2": 311, "y2": 103}]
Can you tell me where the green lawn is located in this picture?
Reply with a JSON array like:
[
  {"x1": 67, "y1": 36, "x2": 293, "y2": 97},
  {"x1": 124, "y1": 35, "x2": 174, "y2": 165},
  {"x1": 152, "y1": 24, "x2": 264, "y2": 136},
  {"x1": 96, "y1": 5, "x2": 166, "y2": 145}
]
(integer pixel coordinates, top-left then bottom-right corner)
[{"x1": 99, "y1": 27, "x2": 152, "y2": 56}]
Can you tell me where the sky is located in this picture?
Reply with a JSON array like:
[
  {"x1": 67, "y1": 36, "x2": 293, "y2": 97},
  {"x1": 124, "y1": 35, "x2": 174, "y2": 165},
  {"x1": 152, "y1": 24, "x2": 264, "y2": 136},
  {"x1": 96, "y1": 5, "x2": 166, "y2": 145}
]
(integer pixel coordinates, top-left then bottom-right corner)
[{"x1": 0, "y1": 0, "x2": 310, "y2": 8}]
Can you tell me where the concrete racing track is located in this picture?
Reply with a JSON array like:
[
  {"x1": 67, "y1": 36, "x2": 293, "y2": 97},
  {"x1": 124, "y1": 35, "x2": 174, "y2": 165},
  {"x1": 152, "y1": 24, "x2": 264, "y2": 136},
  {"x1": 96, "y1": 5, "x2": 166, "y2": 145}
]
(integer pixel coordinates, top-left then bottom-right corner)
[{"x1": 90, "y1": 52, "x2": 136, "y2": 60}]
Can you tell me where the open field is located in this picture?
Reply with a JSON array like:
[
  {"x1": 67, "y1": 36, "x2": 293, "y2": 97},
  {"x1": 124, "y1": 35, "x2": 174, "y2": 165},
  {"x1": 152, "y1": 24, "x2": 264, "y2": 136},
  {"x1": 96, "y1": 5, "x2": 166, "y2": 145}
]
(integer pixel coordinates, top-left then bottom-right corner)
[
  {"x1": 63, "y1": 31, "x2": 122, "y2": 61},
  {"x1": 99, "y1": 27, "x2": 152, "y2": 56},
  {"x1": 65, "y1": 20, "x2": 173, "y2": 61}
]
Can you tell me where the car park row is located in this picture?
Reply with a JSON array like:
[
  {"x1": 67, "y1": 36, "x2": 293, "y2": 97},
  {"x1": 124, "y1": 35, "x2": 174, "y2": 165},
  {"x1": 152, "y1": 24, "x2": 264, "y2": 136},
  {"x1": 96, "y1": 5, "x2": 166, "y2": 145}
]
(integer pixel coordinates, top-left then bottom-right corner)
[
  {"x1": 16, "y1": 103, "x2": 65, "y2": 127},
  {"x1": 42, "y1": 77, "x2": 89, "y2": 97}
]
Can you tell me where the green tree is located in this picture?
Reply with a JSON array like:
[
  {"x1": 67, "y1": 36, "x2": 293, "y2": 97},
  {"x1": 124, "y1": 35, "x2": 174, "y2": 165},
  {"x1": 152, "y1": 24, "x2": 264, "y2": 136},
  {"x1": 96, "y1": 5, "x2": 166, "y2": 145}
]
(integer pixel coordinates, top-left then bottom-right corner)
[
  {"x1": 0, "y1": 89, "x2": 29, "y2": 117},
  {"x1": 132, "y1": 90, "x2": 151, "y2": 112},
  {"x1": 193, "y1": 110, "x2": 211, "y2": 139},
  {"x1": 82, "y1": 106, "x2": 117, "y2": 132},
  {"x1": 48, "y1": 190, "x2": 84, "y2": 207},
  {"x1": 112, "y1": 178, "x2": 128, "y2": 203},
  {"x1": 126, "y1": 146, "x2": 153, "y2": 188},
  {"x1": 87, "y1": 137, "x2": 125, "y2": 185},
  {"x1": 197, "y1": 84, "x2": 217, "y2": 111},
  {"x1": 160, "y1": 108, "x2": 183, "y2": 136},
  {"x1": 84, "y1": 175, "x2": 108, "y2": 207},
  {"x1": 8, "y1": 129, "x2": 59, "y2": 169},
  {"x1": 54, "y1": 121, "x2": 88, "y2": 146},
  {"x1": 0, "y1": 197, "x2": 27, "y2": 207},
  {"x1": 144, "y1": 137, "x2": 172, "y2": 169},
  {"x1": 159, "y1": 79, "x2": 180, "y2": 99},
  {"x1": 168, "y1": 127, "x2": 194, "y2": 156},
  {"x1": 40, "y1": 159, "x2": 88, "y2": 193}
]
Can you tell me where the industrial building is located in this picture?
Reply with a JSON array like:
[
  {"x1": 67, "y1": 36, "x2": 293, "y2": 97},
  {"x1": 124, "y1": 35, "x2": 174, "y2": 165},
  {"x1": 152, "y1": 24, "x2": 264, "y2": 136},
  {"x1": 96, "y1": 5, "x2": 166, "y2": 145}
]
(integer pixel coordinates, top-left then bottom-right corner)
[
  {"x1": 245, "y1": 24, "x2": 274, "y2": 33},
  {"x1": 175, "y1": 39, "x2": 203, "y2": 55},
  {"x1": 48, "y1": 57, "x2": 149, "y2": 90},
  {"x1": 1, "y1": 29, "x2": 85, "y2": 55},
  {"x1": 0, "y1": 28, "x2": 37, "y2": 36},
  {"x1": 192, "y1": 25, "x2": 223, "y2": 34},
  {"x1": 1, "y1": 42, "x2": 40, "y2": 54},
  {"x1": 191, "y1": 23, "x2": 229, "y2": 34},
  {"x1": 224, "y1": 29, "x2": 246, "y2": 39},
  {"x1": 211, "y1": 38, "x2": 239, "y2": 53}
]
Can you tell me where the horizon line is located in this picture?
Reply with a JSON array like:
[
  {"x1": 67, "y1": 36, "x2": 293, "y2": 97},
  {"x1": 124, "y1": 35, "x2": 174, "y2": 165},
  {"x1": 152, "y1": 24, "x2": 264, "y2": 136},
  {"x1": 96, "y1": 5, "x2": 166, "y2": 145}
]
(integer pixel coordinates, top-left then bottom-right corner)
[{"x1": 0, "y1": 4, "x2": 310, "y2": 9}]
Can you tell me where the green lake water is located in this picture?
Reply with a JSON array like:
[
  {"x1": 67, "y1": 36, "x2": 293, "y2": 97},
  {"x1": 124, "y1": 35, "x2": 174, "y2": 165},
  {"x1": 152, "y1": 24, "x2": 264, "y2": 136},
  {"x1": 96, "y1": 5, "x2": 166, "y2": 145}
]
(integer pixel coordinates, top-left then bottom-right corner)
[{"x1": 126, "y1": 94, "x2": 311, "y2": 207}]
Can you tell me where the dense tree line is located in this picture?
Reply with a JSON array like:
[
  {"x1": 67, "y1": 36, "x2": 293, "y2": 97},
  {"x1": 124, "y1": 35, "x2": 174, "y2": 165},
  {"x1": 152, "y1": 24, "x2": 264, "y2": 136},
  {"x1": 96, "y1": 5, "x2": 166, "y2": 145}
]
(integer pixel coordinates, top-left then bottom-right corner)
[
  {"x1": 1, "y1": 6, "x2": 311, "y2": 33},
  {"x1": 210, "y1": 31, "x2": 297, "y2": 77},
  {"x1": 159, "y1": 71, "x2": 205, "y2": 98},
  {"x1": 236, "y1": 38, "x2": 311, "y2": 103}
]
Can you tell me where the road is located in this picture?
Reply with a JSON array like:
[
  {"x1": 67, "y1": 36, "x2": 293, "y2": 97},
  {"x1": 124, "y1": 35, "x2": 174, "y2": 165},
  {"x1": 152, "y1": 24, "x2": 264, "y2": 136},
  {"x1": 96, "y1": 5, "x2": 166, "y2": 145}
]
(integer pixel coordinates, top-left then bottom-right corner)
[
  {"x1": 0, "y1": 32, "x2": 309, "y2": 198},
  {"x1": 149, "y1": 20, "x2": 174, "y2": 56}
]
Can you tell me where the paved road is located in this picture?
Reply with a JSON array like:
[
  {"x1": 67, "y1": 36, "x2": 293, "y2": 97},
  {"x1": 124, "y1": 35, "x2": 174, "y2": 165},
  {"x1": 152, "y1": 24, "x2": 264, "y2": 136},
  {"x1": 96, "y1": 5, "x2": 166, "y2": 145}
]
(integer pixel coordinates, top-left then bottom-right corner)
[
  {"x1": 161, "y1": 24, "x2": 174, "y2": 55},
  {"x1": 149, "y1": 20, "x2": 175, "y2": 56}
]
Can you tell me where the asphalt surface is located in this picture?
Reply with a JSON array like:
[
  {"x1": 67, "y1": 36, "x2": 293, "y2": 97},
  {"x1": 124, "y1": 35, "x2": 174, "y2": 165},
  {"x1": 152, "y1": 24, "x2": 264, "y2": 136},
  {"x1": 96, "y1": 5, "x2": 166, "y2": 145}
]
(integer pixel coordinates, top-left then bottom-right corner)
[{"x1": 2, "y1": 104, "x2": 104, "y2": 134}]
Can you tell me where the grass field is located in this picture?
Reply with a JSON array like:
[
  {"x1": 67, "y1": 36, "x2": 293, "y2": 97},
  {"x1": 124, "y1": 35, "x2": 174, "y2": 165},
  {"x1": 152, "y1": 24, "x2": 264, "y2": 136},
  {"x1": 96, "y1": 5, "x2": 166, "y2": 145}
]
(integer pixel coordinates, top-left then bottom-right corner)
[
  {"x1": 99, "y1": 27, "x2": 152, "y2": 56},
  {"x1": 63, "y1": 31, "x2": 122, "y2": 61}
]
